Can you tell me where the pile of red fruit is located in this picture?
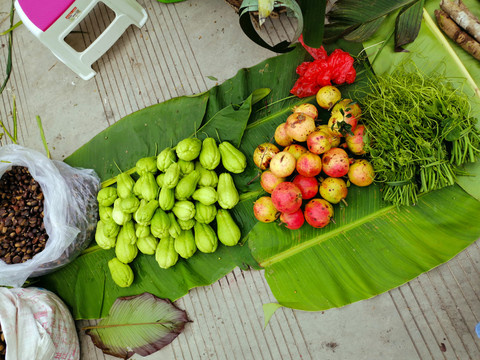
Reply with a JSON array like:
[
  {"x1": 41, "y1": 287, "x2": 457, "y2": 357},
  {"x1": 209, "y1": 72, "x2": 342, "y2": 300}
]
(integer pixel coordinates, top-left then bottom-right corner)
[{"x1": 252, "y1": 85, "x2": 375, "y2": 230}]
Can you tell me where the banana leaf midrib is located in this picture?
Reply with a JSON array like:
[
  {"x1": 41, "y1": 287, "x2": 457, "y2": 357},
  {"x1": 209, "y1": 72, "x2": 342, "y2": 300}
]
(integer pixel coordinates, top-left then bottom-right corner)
[{"x1": 258, "y1": 202, "x2": 395, "y2": 267}]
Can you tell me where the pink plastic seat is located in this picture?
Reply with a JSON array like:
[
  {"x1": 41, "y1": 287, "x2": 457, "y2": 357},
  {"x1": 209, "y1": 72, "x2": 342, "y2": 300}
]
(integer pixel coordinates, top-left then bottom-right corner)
[
  {"x1": 14, "y1": 0, "x2": 148, "y2": 80},
  {"x1": 17, "y1": 0, "x2": 76, "y2": 32}
]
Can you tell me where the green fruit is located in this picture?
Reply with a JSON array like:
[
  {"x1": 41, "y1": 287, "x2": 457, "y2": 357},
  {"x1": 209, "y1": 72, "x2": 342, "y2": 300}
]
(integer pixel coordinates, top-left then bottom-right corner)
[
  {"x1": 133, "y1": 175, "x2": 146, "y2": 199},
  {"x1": 199, "y1": 137, "x2": 221, "y2": 170},
  {"x1": 176, "y1": 137, "x2": 202, "y2": 161},
  {"x1": 95, "y1": 220, "x2": 116, "y2": 249},
  {"x1": 216, "y1": 209, "x2": 241, "y2": 246},
  {"x1": 168, "y1": 212, "x2": 182, "y2": 239},
  {"x1": 159, "y1": 186, "x2": 175, "y2": 211},
  {"x1": 97, "y1": 187, "x2": 117, "y2": 207},
  {"x1": 116, "y1": 172, "x2": 135, "y2": 198},
  {"x1": 194, "y1": 202, "x2": 217, "y2": 224},
  {"x1": 155, "y1": 236, "x2": 179, "y2": 269},
  {"x1": 194, "y1": 222, "x2": 218, "y2": 253},
  {"x1": 172, "y1": 200, "x2": 196, "y2": 221},
  {"x1": 134, "y1": 199, "x2": 159, "y2": 226},
  {"x1": 150, "y1": 208, "x2": 171, "y2": 238},
  {"x1": 163, "y1": 162, "x2": 181, "y2": 189},
  {"x1": 99, "y1": 206, "x2": 113, "y2": 222},
  {"x1": 218, "y1": 141, "x2": 247, "y2": 173},
  {"x1": 137, "y1": 235, "x2": 158, "y2": 255},
  {"x1": 103, "y1": 218, "x2": 120, "y2": 238},
  {"x1": 135, "y1": 223, "x2": 151, "y2": 238},
  {"x1": 112, "y1": 199, "x2": 132, "y2": 225},
  {"x1": 217, "y1": 173, "x2": 239, "y2": 209},
  {"x1": 108, "y1": 258, "x2": 134, "y2": 287},
  {"x1": 174, "y1": 229, "x2": 196, "y2": 259},
  {"x1": 192, "y1": 186, "x2": 218, "y2": 205},
  {"x1": 157, "y1": 147, "x2": 177, "y2": 172},
  {"x1": 178, "y1": 160, "x2": 195, "y2": 176},
  {"x1": 196, "y1": 162, "x2": 219, "y2": 188},
  {"x1": 156, "y1": 173, "x2": 165, "y2": 188},
  {"x1": 115, "y1": 226, "x2": 138, "y2": 264},
  {"x1": 140, "y1": 173, "x2": 159, "y2": 201},
  {"x1": 175, "y1": 170, "x2": 201, "y2": 200},
  {"x1": 118, "y1": 195, "x2": 140, "y2": 214},
  {"x1": 177, "y1": 218, "x2": 196, "y2": 231},
  {"x1": 136, "y1": 156, "x2": 157, "y2": 176}
]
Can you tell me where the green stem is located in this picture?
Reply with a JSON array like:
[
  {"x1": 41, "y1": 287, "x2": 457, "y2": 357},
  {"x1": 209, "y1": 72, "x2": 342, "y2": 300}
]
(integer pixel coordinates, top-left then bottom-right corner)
[{"x1": 36, "y1": 116, "x2": 50, "y2": 159}]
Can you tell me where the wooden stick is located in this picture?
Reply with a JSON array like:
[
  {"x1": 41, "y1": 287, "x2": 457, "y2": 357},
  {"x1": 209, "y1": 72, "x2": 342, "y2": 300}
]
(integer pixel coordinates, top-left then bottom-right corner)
[
  {"x1": 440, "y1": 0, "x2": 480, "y2": 43},
  {"x1": 435, "y1": 9, "x2": 480, "y2": 61}
]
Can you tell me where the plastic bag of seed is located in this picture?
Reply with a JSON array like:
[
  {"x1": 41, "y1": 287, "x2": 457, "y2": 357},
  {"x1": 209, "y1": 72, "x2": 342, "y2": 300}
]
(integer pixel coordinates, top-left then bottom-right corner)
[
  {"x1": 0, "y1": 144, "x2": 100, "y2": 287},
  {"x1": 0, "y1": 287, "x2": 80, "y2": 360}
]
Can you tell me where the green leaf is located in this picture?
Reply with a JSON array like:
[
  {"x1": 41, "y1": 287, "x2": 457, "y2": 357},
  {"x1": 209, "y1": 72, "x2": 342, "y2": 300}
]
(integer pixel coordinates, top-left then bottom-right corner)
[
  {"x1": 324, "y1": 0, "x2": 423, "y2": 46},
  {"x1": 85, "y1": 293, "x2": 189, "y2": 359},
  {"x1": 298, "y1": 0, "x2": 327, "y2": 48},
  {"x1": 395, "y1": 0, "x2": 425, "y2": 50},
  {"x1": 249, "y1": 185, "x2": 480, "y2": 310},
  {"x1": 206, "y1": 75, "x2": 218, "y2": 81},
  {"x1": 262, "y1": 302, "x2": 283, "y2": 328}
]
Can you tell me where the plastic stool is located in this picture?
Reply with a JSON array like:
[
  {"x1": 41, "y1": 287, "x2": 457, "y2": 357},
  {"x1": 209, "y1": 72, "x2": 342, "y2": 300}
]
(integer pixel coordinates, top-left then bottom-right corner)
[{"x1": 15, "y1": 0, "x2": 148, "y2": 80}]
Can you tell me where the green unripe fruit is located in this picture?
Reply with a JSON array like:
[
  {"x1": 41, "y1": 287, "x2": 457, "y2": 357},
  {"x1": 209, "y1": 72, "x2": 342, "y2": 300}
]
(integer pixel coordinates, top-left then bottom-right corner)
[
  {"x1": 194, "y1": 222, "x2": 218, "y2": 253},
  {"x1": 176, "y1": 137, "x2": 202, "y2": 161},
  {"x1": 174, "y1": 229, "x2": 196, "y2": 259},
  {"x1": 217, "y1": 173, "x2": 240, "y2": 209},
  {"x1": 95, "y1": 220, "x2": 116, "y2": 250},
  {"x1": 103, "y1": 218, "x2": 120, "y2": 238},
  {"x1": 112, "y1": 198, "x2": 132, "y2": 225},
  {"x1": 135, "y1": 223, "x2": 151, "y2": 238},
  {"x1": 99, "y1": 206, "x2": 113, "y2": 222},
  {"x1": 134, "y1": 199, "x2": 159, "y2": 226},
  {"x1": 137, "y1": 235, "x2": 158, "y2": 255},
  {"x1": 156, "y1": 173, "x2": 165, "y2": 188},
  {"x1": 155, "y1": 236, "x2": 179, "y2": 269},
  {"x1": 199, "y1": 137, "x2": 221, "y2": 170},
  {"x1": 116, "y1": 172, "x2": 135, "y2": 198},
  {"x1": 136, "y1": 156, "x2": 157, "y2": 176},
  {"x1": 168, "y1": 213, "x2": 182, "y2": 239},
  {"x1": 216, "y1": 209, "x2": 241, "y2": 246},
  {"x1": 194, "y1": 202, "x2": 217, "y2": 224},
  {"x1": 97, "y1": 187, "x2": 117, "y2": 207},
  {"x1": 150, "y1": 208, "x2": 171, "y2": 238},
  {"x1": 218, "y1": 141, "x2": 247, "y2": 173},
  {"x1": 157, "y1": 147, "x2": 177, "y2": 172},
  {"x1": 177, "y1": 218, "x2": 195, "y2": 231},
  {"x1": 159, "y1": 186, "x2": 175, "y2": 211},
  {"x1": 172, "y1": 200, "x2": 196, "y2": 221},
  {"x1": 118, "y1": 195, "x2": 140, "y2": 214},
  {"x1": 108, "y1": 258, "x2": 134, "y2": 288},
  {"x1": 178, "y1": 160, "x2": 195, "y2": 176},
  {"x1": 196, "y1": 162, "x2": 219, "y2": 188},
  {"x1": 175, "y1": 170, "x2": 201, "y2": 200},
  {"x1": 192, "y1": 187, "x2": 218, "y2": 206},
  {"x1": 163, "y1": 162, "x2": 181, "y2": 189}
]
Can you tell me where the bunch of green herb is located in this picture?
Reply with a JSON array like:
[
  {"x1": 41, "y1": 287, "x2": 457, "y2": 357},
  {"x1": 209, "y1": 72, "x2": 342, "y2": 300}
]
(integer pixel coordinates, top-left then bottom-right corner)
[{"x1": 359, "y1": 66, "x2": 480, "y2": 206}]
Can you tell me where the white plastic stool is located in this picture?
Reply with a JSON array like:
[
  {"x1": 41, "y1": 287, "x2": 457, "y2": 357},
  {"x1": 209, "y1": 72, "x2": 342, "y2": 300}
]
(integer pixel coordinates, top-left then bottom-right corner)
[{"x1": 15, "y1": 0, "x2": 148, "y2": 80}]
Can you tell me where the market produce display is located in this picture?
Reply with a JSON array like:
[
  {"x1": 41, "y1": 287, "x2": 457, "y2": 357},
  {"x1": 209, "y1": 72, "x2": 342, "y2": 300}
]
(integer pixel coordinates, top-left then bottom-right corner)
[
  {"x1": 0, "y1": 166, "x2": 47, "y2": 264},
  {"x1": 253, "y1": 85, "x2": 374, "y2": 230},
  {"x1": 96, "y1": 137, "x2": 246, "y2": 287}
]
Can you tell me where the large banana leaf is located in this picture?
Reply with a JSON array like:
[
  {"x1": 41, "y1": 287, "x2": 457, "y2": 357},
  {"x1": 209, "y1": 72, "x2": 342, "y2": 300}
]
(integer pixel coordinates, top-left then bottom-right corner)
[{"x1": 37, "y1": 36, "x2": 480, "y2": 319}]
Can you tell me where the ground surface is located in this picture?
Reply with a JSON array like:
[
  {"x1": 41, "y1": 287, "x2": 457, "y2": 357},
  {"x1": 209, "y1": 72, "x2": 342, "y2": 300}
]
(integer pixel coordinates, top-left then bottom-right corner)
[{"x1": 1, "y1": 0, "x2": 480, "y2": 359}]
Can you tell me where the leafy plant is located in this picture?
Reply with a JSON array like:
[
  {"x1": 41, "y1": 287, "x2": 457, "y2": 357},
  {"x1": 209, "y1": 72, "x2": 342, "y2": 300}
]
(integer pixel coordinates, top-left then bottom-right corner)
[
  {"x1": 84, "y1": 293, "x2": 190, "y2": 359},
  {"x1": 324, "y1": 0, "x2": 425, "y2": 51}
]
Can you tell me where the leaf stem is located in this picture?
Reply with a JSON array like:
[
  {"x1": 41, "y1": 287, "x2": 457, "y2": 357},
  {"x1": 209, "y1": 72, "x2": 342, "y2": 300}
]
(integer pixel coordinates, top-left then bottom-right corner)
[
  {"x1": 36, "y1": 115, "x2": 50, "y2": 159},
  {"x1": 82, "y1": 321, "x2": 176, "y2": 331}
]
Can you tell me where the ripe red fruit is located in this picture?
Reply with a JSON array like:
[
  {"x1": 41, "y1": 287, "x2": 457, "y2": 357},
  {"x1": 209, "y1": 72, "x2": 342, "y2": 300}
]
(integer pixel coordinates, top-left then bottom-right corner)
[
  {"x1": 304, "y1": 198, "x2": 334, "y2": 228},
  {"x1": 292, "y1": 174, "x2": 318, "y2": 200},
  {"x1": 280, "y1": 209, "x2": 305, "y2": 230},
  {"x1": 271, "y1": 182, "x2": 303, "y2": 214}
]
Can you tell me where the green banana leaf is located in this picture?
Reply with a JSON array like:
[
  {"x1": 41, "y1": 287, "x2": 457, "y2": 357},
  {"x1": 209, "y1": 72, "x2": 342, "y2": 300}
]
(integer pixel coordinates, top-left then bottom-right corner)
[
  {"x1": 37, "y1": 37, "x2": 480, "y2": 320},
  {"x1": 363, "y1": 0, "x2": 480, "y2": 200}
]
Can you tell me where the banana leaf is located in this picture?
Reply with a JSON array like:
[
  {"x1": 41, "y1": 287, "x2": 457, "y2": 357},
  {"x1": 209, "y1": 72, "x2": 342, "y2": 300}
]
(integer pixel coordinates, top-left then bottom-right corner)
[
  {"x1": 37, "y1": 39, "x2": 480, "y2": 320},
  {"x1": 363, "y1": 0, "x2": 480, "y2": 200}
]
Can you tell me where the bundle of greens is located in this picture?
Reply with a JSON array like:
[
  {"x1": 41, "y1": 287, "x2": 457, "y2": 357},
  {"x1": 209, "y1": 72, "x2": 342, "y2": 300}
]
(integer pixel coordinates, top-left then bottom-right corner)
[{"x1": 360, "y1": 66, "x2": 480, "y2": 206}]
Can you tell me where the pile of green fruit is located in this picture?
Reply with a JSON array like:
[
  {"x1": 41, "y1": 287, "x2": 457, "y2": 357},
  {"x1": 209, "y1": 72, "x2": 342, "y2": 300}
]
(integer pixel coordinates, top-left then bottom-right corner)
[{"x1": 95, "y1": 136, "x2": 247, "y2": 288}]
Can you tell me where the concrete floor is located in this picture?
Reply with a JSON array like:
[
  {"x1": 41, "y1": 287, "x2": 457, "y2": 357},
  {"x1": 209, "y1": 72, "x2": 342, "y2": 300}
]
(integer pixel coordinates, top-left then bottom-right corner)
[{"x1": 1, "y1": 0, "x2": 480, "y2": 359}]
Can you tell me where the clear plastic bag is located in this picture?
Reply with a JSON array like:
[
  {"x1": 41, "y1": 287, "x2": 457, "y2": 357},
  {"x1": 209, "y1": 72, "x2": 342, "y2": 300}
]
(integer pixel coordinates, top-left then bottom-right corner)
[
  {"x1": 0, "y1": 144, "x2": 100, "y2": 286},
  {"x1": 0, "y1": 287, "x2": 80, "y2": 360}
]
